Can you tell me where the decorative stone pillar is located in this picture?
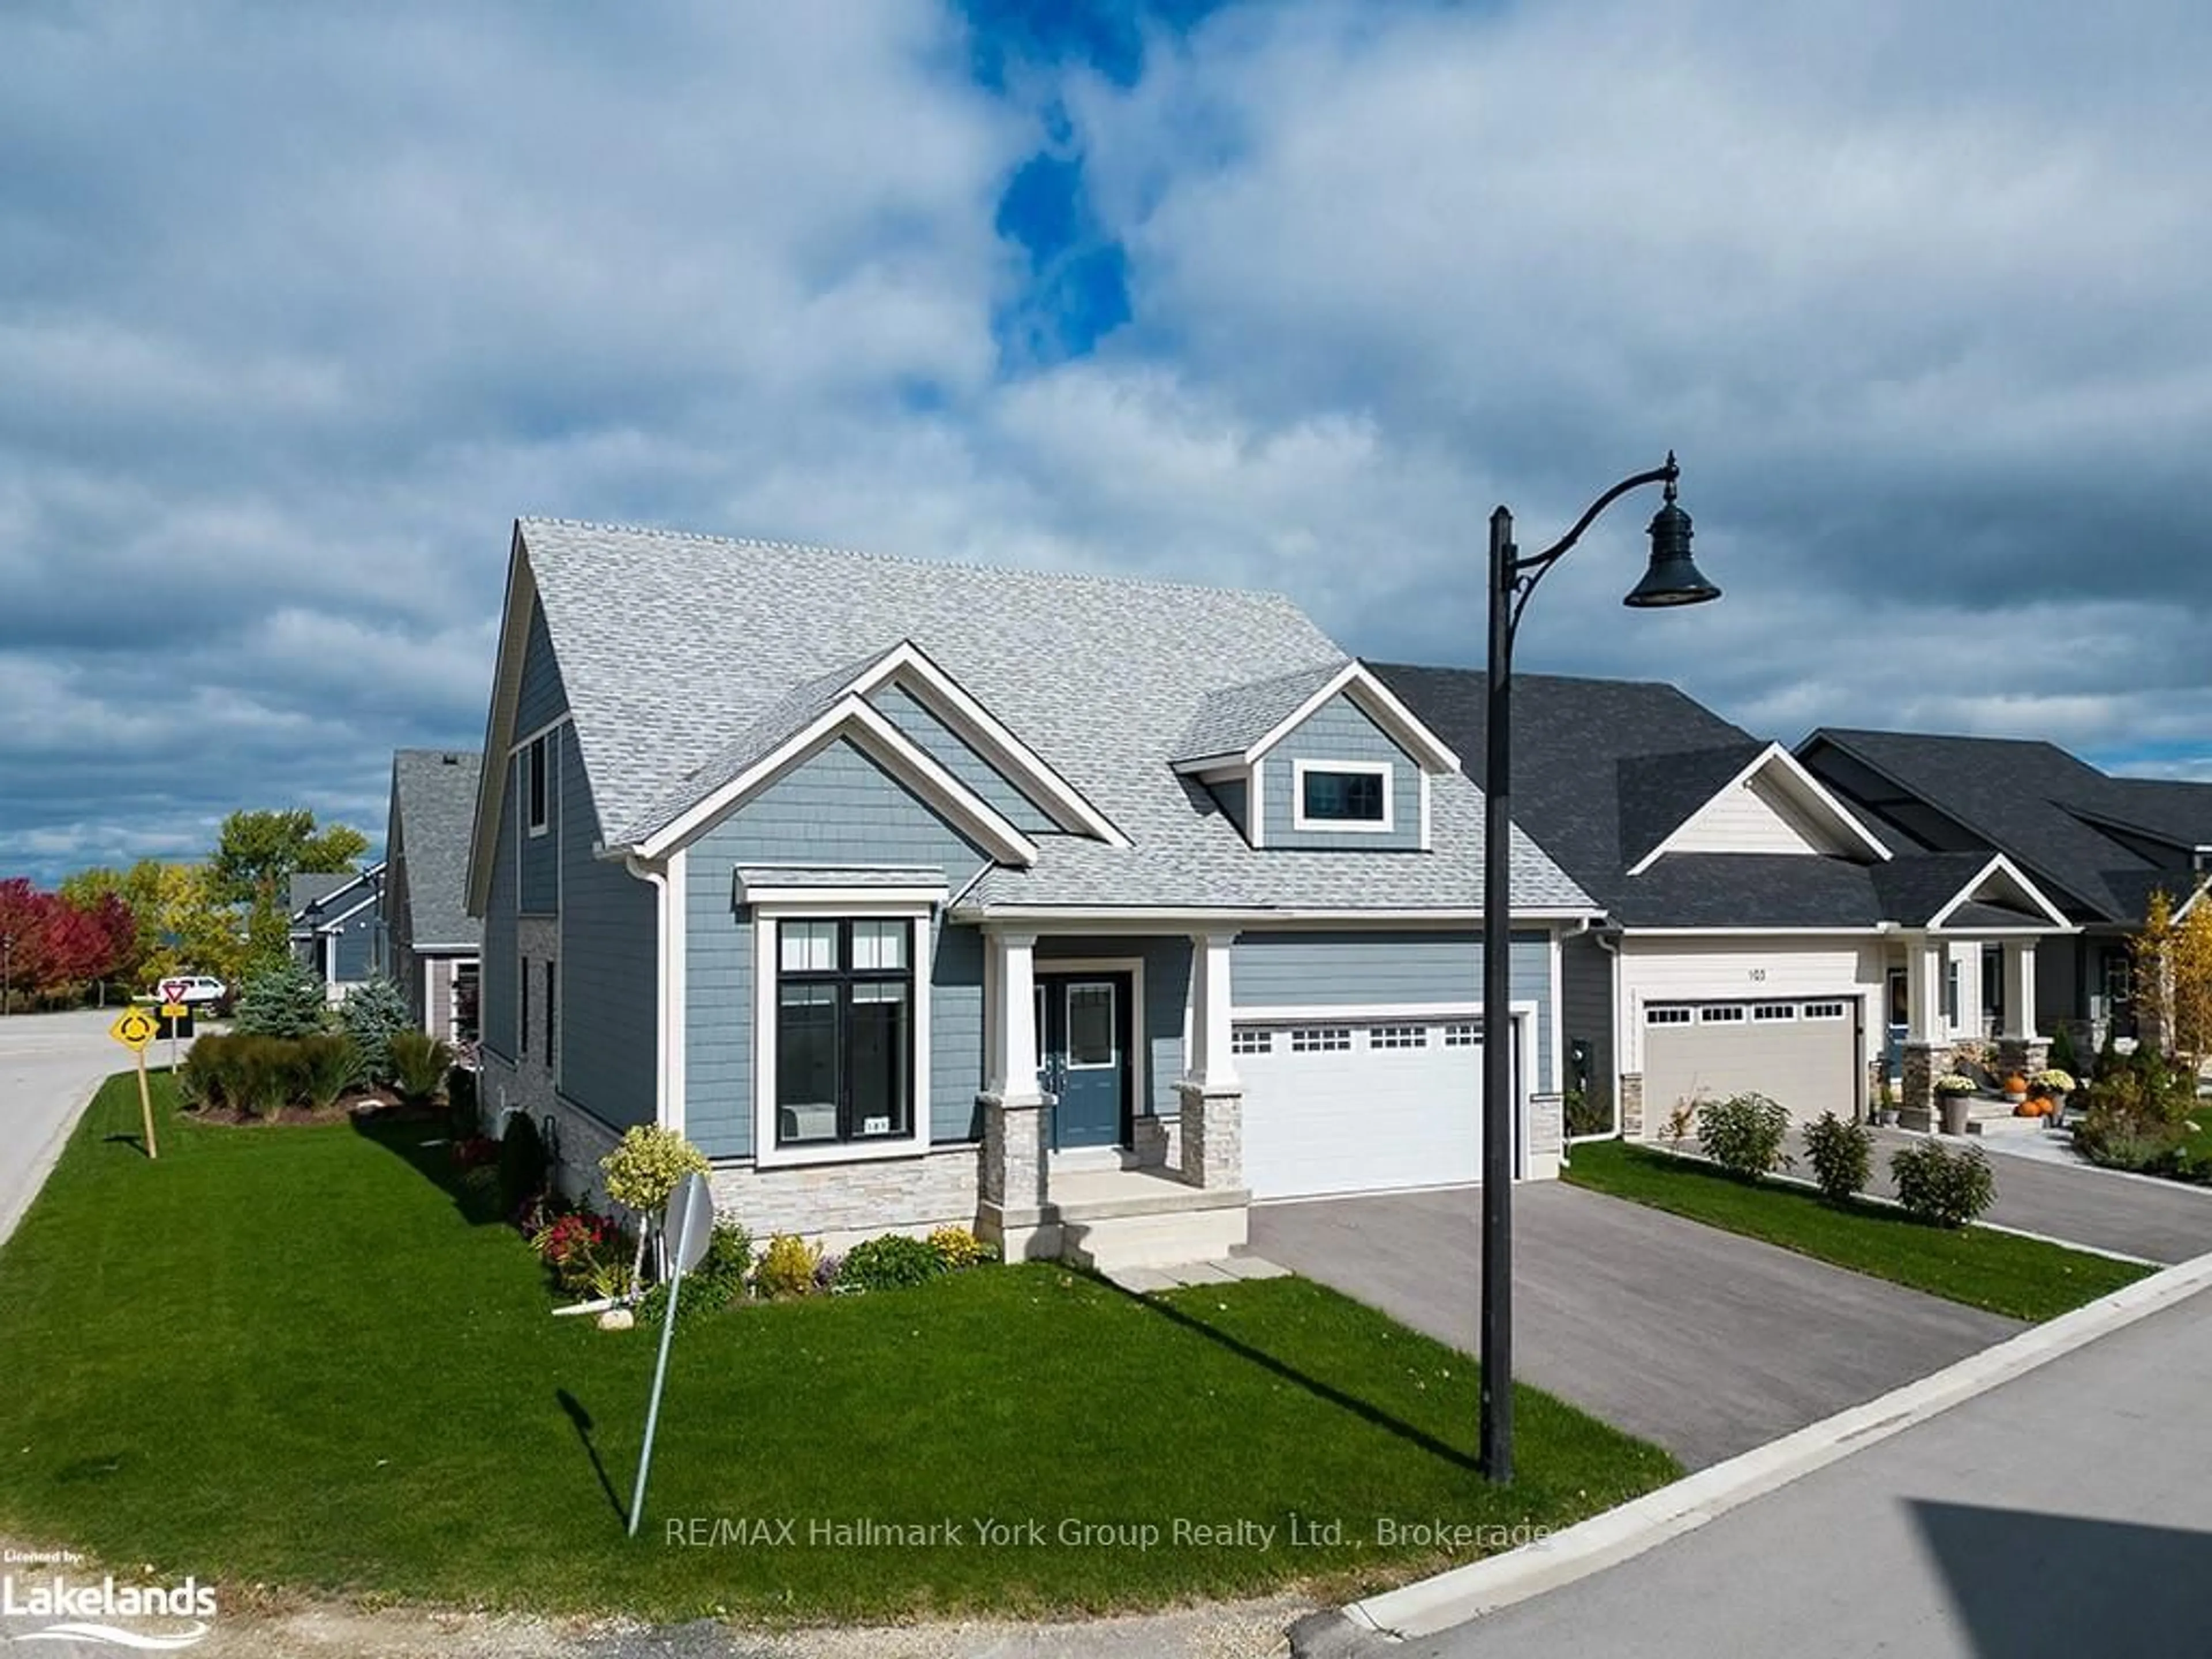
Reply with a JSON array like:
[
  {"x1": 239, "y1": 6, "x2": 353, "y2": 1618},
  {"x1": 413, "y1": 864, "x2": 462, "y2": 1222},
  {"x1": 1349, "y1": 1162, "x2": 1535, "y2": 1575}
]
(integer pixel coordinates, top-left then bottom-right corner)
[
  {"x1": 1178, "y1": 1082, "x2": 1243, "y2": 1190},
  {"x1": 1994, "y1": 1036, "x2": 2050, "y2": 1083},
  {"x1": 1527, "y1": 1090, "x2": 1564, "y2": 1179},
  {"x1": 1900, "y1": 1041, "x2": 1947, "y2": 1132},
  {"x1": 1619, "y1": 1073, "x2": 1645, "y2": 1139}
]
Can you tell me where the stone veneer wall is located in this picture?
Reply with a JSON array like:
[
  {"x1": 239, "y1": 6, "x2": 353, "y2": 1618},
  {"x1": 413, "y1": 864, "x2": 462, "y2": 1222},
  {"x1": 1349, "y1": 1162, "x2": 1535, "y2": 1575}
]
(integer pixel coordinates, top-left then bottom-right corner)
[
  {"x1": 707, "y1": 1148, "x2": 980, "y2": 1252},
  {"x1": 1526, "y1": 1091, "x2": 1563, "y2": 1179},
  {"x1": 1618, "y1": 1073, "x2": 1645, "y2": 1139},
  {"x1": 1177, "y1": 1083, "x2": 1243, "y2": 1189}
]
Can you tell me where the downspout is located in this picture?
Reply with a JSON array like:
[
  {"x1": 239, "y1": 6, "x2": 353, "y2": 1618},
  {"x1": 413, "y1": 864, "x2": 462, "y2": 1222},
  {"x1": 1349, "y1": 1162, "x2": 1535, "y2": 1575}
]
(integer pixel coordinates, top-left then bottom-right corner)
[{"x1": 620, "y1": 850, "x2": 672, "y2": 1133}]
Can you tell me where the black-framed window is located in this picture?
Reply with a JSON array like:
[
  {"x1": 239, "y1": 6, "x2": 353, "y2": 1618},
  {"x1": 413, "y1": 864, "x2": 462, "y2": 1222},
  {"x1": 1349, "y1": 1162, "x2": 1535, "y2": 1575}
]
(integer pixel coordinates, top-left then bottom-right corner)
[
  {"x1": 776, "y1": 919, "x2": 913, "y2": 1147},
  {"x1": 526, "y1": 735, "x2": 549, "y2": 834},
  {"x1": 1301, "y1": 767, "x2": 1385, "y2": 823}
]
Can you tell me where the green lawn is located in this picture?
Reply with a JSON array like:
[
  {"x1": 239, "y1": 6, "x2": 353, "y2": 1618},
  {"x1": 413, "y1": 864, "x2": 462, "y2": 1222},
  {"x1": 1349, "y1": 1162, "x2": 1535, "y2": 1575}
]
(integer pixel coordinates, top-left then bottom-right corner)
[
  {"x1": 0, "y1": 1074, "x2": 1678, "y2": 1622},
  {"x1": 1565, "y1": 1141, "x2": 2151, "y2": 1322}
]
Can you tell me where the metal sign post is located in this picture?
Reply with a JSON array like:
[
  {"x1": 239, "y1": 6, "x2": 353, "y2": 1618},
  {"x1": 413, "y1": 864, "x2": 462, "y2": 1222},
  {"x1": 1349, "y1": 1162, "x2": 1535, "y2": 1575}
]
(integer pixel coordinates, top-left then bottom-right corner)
[
  {"x1": 627, "y1": 1170, "x2": 713, "y2": 1537},
  {"x1": 109, "y1": 1009, "x2": 159, "y2": 1159}
]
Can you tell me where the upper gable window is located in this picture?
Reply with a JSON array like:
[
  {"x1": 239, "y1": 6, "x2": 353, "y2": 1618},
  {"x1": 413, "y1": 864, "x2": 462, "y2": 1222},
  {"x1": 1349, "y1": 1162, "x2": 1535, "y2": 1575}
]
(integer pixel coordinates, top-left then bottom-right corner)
[
  {"x1": 1294, "y1": 760, "x2": 1391, "y2": 831},
  {"x1": 526, "y1": 735, "x2": 549, "y2": 836}
]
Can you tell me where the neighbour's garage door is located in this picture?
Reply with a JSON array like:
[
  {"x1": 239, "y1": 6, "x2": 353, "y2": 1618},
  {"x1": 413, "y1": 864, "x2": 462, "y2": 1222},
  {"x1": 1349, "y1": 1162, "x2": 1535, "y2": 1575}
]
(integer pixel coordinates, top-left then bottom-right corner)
[
  {"x1": 1642, "y1": 998, "x2": 1858, "y2": 1127},
  {"x1": 1237, "y1": 1016, "x2": 1505, "y2": 1199}
]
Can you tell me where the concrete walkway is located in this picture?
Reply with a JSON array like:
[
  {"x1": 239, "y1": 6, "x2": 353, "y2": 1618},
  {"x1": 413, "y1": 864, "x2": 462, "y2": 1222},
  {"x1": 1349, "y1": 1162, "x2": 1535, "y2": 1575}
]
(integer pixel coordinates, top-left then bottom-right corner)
[
  {"x1": 0, "y1": 1007, "x2": 151, "y2": 1247},
  {"x1": 1249, "y1": 1183, "x2": 2018, "y2": 1471}
]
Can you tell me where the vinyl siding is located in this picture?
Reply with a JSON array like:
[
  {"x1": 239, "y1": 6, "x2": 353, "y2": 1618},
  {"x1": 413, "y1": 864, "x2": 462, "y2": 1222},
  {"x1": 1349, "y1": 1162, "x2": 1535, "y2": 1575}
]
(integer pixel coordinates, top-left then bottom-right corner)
[
  {"x1": 867, "y1": 683, "x2": 1056, "y2": 834},
  {"x1": 1561, "y1": 930, "x2": 1615, "y2": 1118},
  {"x1": 479, "y1": 753, "x2": 518, "y2": 1062},
  {"x1": 1230, "y1": 929, "x2": 1555, "y2": 1092},
  {"x1": 559, "y1": 726, "x2": 657, "y2": 1132},
  {"x1": 684, "y1": 737, "x2": 999, "y2": 1160},
  {"x1": 1665, "y1": 773, "x2": 1834, "y2": 857},
  {"x1": 1261, "y1": 693, "x2": 1423, "y2": 851},
  {"x1": 516, "y1": 600, "x2": 567, "y2": 914},
  {"x1": 1036, "y1": 934, "x2": 1192, "y2": 1118}
]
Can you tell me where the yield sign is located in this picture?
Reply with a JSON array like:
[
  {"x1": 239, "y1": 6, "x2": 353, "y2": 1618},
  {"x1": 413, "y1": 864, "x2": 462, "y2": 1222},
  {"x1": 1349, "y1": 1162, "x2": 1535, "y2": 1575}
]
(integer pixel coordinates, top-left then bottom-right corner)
[{"x1": 159, "y1": 978, "x2": 191, "y2": 1005}]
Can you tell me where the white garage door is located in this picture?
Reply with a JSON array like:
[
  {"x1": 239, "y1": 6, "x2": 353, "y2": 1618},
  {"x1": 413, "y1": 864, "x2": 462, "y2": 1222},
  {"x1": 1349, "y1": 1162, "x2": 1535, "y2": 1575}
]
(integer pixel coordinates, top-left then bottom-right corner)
[
  {"x1": 1642, "y1": 998, "x2": 1859, "y2": 1127},
  {"x1": 1237, "y1": 1017, "x2": 1508, "y2": 1200}
]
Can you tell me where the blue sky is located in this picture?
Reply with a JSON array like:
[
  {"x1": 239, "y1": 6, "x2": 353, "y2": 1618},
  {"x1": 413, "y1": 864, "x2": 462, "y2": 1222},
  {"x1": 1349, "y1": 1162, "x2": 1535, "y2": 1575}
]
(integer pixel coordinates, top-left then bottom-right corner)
[{"x1": 2, "y1": 0, "x2": 2208, "y2": 884}]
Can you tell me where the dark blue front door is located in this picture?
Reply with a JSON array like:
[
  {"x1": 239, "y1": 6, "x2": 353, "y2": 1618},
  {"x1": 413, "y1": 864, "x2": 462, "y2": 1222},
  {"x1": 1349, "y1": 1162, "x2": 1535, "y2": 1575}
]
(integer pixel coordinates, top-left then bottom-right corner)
[{"x1": 1039, "y1": 975, "x2": 1127, "y2": 1150}]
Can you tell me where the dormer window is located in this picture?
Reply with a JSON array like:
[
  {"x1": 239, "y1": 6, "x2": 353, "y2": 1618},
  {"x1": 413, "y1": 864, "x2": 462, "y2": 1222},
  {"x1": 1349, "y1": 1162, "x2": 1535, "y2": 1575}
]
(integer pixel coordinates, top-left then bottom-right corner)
[{"x1": 1294, "y1": 760, "x2": 1391, "y2": 830}]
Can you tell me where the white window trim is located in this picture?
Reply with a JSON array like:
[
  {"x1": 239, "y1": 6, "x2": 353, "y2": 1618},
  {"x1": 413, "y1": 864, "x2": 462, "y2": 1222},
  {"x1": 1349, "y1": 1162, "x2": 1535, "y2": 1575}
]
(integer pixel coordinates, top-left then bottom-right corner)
[
  {"x1": 1290, "y1": 758, "x2": 1394, "y2": 834},
  {"x1": 752, "y1": 903, "x2": 934, "y2": 1169}
]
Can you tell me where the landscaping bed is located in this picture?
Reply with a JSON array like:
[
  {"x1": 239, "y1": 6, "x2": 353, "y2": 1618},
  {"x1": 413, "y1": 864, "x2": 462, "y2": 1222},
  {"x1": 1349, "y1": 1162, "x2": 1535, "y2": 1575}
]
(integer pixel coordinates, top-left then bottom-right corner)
[
  {"x1": 1566, "y1": 1139, "x2": 2151, "y2": 1322},
  {"x1": 0, "y1": 1073, "x2": 1679, "y2": 1622}
]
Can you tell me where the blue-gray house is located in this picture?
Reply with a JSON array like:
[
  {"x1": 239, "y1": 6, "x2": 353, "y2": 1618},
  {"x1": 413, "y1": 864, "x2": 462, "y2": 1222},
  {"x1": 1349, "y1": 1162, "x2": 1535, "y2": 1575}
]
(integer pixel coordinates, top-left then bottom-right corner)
[
  {"x1": 465, "y1": 518, "x2": 1596, "y2": 1266},
  {"x1": 290, "y1": 863, "x2": 385, "y2": 1001}
]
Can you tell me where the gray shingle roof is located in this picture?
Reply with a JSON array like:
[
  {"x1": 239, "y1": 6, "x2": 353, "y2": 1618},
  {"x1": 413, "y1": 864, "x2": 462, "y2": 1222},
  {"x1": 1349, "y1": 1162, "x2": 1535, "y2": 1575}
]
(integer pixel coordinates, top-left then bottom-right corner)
[
  {"x1": 1172, "y1": 662, "x2": 1346, "y2": 763},
  {"x1": 516, "y1": 519, "x2": 1593, "y2": 915},
  {"x1": 391, "y1": 749, "x2": 483, "y2": 949},
  {"x1": 1800, "y1": 728, "x2": 2212, "y2": 924},
  {"x1": 288, "y1": 872, "x2": 352, "y2": 916}
]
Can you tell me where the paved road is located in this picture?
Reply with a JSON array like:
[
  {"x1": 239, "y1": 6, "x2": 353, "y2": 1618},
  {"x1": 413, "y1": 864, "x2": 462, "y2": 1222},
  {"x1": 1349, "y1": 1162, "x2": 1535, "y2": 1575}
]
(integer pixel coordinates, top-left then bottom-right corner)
[
  {"x1": 1401, "y1": 1283, "x2": 2212, "y2": 1658},
  {"x1": 1248, "y1": 1183, "x2": 2018, "y2": 1469},
  {"x1": 0, "y1": 1007, "x2": 154, "y2": 1245}
]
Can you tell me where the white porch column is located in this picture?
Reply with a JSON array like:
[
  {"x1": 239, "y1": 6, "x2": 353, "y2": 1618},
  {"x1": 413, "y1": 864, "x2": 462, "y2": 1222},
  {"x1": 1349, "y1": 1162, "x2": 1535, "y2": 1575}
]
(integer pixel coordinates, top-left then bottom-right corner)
[
  {"x1": 1184, "y1": 931, "x2": 1241, "y2": 1090},
  {"x1": 1952, "y1": 940, "x2": 1983, "y2": 1041},
  {"x1": 1906, "y1": 936, "x2": 1944, "y2": 1041},
  {"x1": 2002, "y1": 939, "x2": 2039, "y2": 1039},
  {"x1": 986, "y1": 930, "x2": 1042, "y2": 1103}
]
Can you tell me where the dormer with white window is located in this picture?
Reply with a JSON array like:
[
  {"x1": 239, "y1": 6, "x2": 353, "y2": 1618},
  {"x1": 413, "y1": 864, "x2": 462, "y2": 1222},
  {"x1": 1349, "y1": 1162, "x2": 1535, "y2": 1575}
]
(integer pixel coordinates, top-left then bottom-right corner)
[{"x1": 1171, "y1": 660, "x2": 1460, "y2": 852}]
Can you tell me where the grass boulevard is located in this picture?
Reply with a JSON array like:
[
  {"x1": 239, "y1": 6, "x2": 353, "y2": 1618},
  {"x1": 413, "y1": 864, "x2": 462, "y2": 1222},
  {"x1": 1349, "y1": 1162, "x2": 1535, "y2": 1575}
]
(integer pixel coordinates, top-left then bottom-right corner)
[{"x1": 0, "y1": 1072, "x2": 1677, "y2": 1623}]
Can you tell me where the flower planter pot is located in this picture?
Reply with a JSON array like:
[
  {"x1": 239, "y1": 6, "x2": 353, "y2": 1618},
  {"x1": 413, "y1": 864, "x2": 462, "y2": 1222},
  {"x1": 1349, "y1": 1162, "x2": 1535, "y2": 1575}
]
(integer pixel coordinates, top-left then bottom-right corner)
[{"x1": 1940, "y1": 1096, "x2": 1972, "y2": 1136}]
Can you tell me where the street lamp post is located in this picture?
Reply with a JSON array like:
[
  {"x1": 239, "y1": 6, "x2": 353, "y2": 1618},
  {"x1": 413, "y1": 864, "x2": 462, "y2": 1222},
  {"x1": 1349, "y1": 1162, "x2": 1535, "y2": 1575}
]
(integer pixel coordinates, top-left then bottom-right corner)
[
  {"x1": 1480, "y1": 453, "x2": 1719, "y2": 1483},
  {"x1": 1, "y1": 931, "x2": 12, "y2": 1019}
]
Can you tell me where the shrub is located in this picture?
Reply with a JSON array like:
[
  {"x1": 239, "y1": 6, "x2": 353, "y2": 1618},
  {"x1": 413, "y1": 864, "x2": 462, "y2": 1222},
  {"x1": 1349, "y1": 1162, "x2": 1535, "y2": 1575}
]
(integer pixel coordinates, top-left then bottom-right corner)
[
  {"x1": 232, "y1": 1035, "x2": 301, "y2": 1118},
  {"x1": 233, "y1": 957, "x2": 329, "y2": 1040},
  {"x1": 1563, "y1": 1088, "x2": 1611, "y2": 1138},
  {"x1": 600, "y1": 1125, "x2": 711, "y2": 1215},
  {"x1": 446, "y1": 1064, "x2": 478, "y2": 1134},
  {"x1": 295, "y1": 1033, "x2": 362, "y2": 1111},
  {"x1": 929, "y1": 1225, "x2": 995, "y2": 1271},
  {"x1": 177, "y1": 1033, "x2": 238, "y2": 1111},
  {"x1": 340, "y1": 977, "x2": 412, "y2": 1086},
  {"x1": 1890, "y1": 1140, "x2": 1995, "y2": 1228},
  {"x1": 754, "y1": 1233, "x2": 824, "y2": 1300},
  {"x1": 2073, "y1": 1103, "x2": 2188, "y2": 1173},
  {"x1": 498, "y1": 1112, "x2": 548, "y2": 1219},
  {"x1": 389, "y1": 1029, "x2": 453, "y2": 1104},
  {"x1": 836, "y1": 1233, "x2": 948, "y2": 1293},
  {"x1": 2048, "y1": 1023, "x2": 2080, "y2": 1078},
  {"x1": 1696, "y1": 1092, "x2": 1794, "y2": 1180},
  {"x1": 643, "y1": 1222, "x2": 753, "y2": 1327},
  {"x1": 1801, "y1": 1111, "x2": 1873, "y2": 1203}
]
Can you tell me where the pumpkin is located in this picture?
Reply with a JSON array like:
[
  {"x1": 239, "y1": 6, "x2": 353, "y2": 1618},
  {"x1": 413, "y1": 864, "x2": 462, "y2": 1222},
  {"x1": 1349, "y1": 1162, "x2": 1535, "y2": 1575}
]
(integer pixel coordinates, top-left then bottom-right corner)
[
  {"x1": 2014, "y1": 1099, "x2": 2048, "y2": 1118},
  {"x1": 2003, "y1": 1073, "x2": 2029, "y2": 1096}
]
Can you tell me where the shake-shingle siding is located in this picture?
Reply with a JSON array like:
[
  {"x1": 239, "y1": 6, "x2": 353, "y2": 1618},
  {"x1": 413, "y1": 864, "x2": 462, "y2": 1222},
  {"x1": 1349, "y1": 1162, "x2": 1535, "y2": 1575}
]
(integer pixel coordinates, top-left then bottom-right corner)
[
  {"x1": 867, "y1": 684, "x2": 1055, "y2": 834},
  {"x1": 1262, "y1": 694, "x2": 1423, "y2": 851},
  {"x1": 1036, "y1": 934, "x2": 1192, "y2": 1118},
  {"x1": 683, "y1": 738, "x2": 999, "y2": 1160},
  {"x1": 516, "y1": 601, "x2": 567, "y2": 914},
  {"x1": 516, "y1": 599, "x2": 569, "y2": 738},
  {"x1": 1230, "y1": 929, "x2": 1556, "y2": 1090},
  {"x1": 559, "y1": 726, "x2": 657, "y2": 1132},
  {"x1": 480, "y1": 755, "x2": 518, "y2": 1062}
]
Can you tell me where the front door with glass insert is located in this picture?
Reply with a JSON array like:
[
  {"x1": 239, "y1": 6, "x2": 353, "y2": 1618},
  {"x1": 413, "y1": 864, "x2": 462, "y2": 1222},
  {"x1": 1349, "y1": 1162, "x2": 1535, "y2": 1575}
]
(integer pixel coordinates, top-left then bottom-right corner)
[{"x1": 1036, "y1": 974, "x2": 1128, "y2": 1150}]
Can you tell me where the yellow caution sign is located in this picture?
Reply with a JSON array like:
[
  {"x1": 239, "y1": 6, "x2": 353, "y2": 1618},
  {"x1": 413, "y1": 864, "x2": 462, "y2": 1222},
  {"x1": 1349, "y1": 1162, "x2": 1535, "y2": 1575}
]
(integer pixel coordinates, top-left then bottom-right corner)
[
  {"x1": 160, "y1": 1003, "x2": 191, "y2": 1021},
  {"x1": 110, "y1": 1008, "x2": 158, "y2": 1051}
]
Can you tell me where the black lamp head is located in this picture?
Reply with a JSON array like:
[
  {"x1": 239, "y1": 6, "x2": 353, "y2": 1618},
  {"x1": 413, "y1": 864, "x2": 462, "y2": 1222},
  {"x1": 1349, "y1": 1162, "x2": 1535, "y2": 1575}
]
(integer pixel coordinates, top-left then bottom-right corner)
[{"x1": 1623, "y1": 453, "x2": 1721, "y2": 609}]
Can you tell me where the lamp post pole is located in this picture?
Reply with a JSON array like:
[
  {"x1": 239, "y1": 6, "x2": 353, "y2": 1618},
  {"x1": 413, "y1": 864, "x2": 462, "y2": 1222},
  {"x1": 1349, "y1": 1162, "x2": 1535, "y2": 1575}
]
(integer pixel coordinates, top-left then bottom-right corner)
[
  {"x1": 1, "y1": 931, "x2": 12, "y2": 1019},
  {"x1": 1479, "y1": 453, "x2": 1718, "y2": 1483}
]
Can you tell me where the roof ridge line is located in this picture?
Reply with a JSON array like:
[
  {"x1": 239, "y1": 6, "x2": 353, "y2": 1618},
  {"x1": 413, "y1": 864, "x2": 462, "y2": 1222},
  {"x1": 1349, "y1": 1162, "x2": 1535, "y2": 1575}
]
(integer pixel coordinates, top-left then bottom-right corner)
[{"x1": 517, "y1": 516, "x2": 1308, "y2": 606}]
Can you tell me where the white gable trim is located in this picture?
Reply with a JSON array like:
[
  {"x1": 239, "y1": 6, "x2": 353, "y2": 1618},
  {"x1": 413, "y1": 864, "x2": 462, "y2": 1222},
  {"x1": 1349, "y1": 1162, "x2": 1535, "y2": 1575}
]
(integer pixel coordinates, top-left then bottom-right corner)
[
  {"x1": 467, "y1": 527, "x2": 537, "y2": 918},
  {"x1": 1626, "y1": 743, "x2": 1893, "y2": 876},
  {"x1": 1929, "y1": 852, "x2": 2076, "y2": 932},
  {"x1": 850, "y1": 641, "x2": 1130, "y2": 847},
  {"x1": 1177, "y1": 661, "x2": 1461, "y2": 775},
  {"x1": 635, "y1": 695, "x2": 1040, "y2": 866}
]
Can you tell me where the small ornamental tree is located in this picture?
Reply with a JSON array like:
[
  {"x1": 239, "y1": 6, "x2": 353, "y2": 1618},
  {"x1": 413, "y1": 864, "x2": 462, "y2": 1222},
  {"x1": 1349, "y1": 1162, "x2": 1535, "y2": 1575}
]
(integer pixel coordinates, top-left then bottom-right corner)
[
  {"x1": 340, "y1": 976, "x2": 412, "y2": 1085},
  {"x1": 233, "y1": 955, "x2": 331, "y2": 1039},
  {"x1": 601, "y1": 1125, "x2": 711, "y2": 1289}
]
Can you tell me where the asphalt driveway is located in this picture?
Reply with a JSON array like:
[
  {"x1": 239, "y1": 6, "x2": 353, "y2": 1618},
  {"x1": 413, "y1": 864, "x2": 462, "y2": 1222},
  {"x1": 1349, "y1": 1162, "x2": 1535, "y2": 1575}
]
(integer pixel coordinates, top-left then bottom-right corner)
[
  {"x1": 1859, "y1": 1127, "x2": 2212, "y2": 1265},
  {"x1": 1248, "y1": 1183, "x2": 2020, "y2": 1470}
]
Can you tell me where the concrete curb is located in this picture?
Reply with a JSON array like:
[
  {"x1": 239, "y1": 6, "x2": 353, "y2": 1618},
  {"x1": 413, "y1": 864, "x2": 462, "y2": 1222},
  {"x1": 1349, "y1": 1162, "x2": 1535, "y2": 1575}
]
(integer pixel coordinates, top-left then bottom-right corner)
[{"x1": 1300, "y1": 1247, "x2": 2212, "y2": 1652}]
